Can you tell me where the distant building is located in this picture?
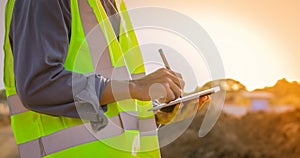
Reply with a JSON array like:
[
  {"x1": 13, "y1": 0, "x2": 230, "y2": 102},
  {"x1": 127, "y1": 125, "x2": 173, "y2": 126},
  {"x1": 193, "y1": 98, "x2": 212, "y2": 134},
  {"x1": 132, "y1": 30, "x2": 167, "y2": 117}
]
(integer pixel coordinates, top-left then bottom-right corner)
[
  {"x1": 223, "y1": 104, "x2": 249, "y2": 117},
  {"x1": 243, "y1": 91, "x2": 273, "y2": 111},
  {"x1": 223, "y1": 91, "x2": 295, "y2": 116}
]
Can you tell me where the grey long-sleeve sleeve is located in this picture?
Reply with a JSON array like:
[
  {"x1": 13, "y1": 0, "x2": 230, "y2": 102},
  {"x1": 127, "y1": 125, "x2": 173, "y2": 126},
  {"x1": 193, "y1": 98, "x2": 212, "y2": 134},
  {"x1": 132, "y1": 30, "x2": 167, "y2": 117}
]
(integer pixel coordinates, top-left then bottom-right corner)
[{"x1": 9, "y1": 0, "x2": 109, "y2": 129}]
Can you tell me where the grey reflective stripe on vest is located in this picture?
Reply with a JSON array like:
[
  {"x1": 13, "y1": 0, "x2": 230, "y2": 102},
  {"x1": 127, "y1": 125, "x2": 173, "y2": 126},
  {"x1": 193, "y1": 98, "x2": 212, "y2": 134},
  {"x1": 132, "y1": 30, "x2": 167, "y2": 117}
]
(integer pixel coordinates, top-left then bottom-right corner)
[
  {"x1": 119, "y1": 112, "x2": 157, "y2": 135},
  {"x1": 8, "y1": 95, "x2": 28, "y2": 115},
  {"x1": 139, "y1": 118, "x2": 158, "y2": 136},
  {"x1": 78, "y1": 0, "x2": 134, "y2": 81},
  {"x1": 119, "y1": 111, "x2": 138, "y2": 130},
  {"x1": 18, "y1": 116, "x2": 123, "y2": 157},
  {"x1": 9, "y1": 95, "x2": 157, "y2": 155},
  {"x1": 8, "y1": 95, "x2": 144, "y2": 130},
  {"x1": 18, "y1": 138, "x2": 45, "y2": 158},
  {"x1": 17, "y1": 116, "x2": 157, "y2": 157}
]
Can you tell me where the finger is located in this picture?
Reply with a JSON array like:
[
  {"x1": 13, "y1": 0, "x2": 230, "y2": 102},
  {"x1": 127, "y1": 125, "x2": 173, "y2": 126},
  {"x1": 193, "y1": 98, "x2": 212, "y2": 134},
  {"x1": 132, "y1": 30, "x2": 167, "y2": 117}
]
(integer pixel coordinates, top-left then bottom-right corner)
[
  {"x1": 174, "y1": 72, "x2": 183, "y2": 79},
  {"x1": 168, "y1": 70, "x2": 183, "y2": 80},
  {"x1": 163, "y1": 83, "x2": 176, "y2": 102},
  {"x1": 198, "y1": 95, "x2": 210, "y2": 110},
  {"x1": 174, "y1": 72, "x2": 185, "y2": 89},
  {"x1": 153, "y1": 68, "x2": 185, "y2": 95},
  {"x1": 175, "y1": 76, "x2": 185, "y2": 90},
  {"x1": 199, "y1": 95, "x2": 210, "y2": 102},
  {"x1": 168, "y1": 79, "x2": 183, "y2": 99},
  {"x1": 164, "y1": 70, "x2": 185, "y2": 89},
  {"x1": 155, "y1": 79, "x2": 181, "y2": 102},
  {"x1": 158, "y1": 68, "x2": 184, "y2": 89}
]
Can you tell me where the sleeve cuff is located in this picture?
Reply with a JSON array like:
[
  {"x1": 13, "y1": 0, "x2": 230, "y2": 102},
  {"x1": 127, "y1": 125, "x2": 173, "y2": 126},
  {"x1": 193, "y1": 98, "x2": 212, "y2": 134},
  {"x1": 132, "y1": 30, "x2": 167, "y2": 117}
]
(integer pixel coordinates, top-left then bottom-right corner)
[
  {"x1": 73, "y1": 73, "x2": 110, "y2": 132},
  {"x1": 95, "y1": 74, "x2": 110, "y2": 111}
]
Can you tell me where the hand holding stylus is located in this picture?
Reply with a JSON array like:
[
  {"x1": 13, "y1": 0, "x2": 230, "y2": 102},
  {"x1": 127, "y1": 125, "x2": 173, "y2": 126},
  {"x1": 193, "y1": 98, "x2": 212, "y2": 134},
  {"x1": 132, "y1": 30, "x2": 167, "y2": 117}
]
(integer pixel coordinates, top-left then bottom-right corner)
[{"x1": 154, "y1": 49, "x2": 210, "y2": 125}]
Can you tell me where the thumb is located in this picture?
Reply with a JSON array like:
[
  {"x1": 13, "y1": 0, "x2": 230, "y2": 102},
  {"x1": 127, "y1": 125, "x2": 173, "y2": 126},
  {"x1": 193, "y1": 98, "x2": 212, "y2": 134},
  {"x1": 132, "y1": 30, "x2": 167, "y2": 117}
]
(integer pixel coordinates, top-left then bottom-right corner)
[{"x1": 198, "y1": 95, "x2": 210, "y2": 110}]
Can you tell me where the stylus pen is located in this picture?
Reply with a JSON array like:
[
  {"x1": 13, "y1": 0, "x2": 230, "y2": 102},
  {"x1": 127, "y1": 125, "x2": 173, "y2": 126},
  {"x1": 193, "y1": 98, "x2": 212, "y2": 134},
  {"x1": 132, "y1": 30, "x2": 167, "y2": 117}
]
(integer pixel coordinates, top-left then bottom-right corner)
[
  {"x1": 158, "y1": 48, "x2": 182, "y2": 99},
  {"x1": 159, "y1": 49, "x2": 171, "y2": 70},
  {"x1": 152, "y1": 48, "x2": 171, "y2": 108}
]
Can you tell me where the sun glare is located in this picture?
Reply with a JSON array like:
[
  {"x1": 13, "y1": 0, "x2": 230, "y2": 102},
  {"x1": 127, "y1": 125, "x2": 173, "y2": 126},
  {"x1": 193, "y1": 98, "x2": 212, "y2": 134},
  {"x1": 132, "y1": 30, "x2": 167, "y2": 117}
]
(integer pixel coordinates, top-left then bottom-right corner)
[{"x1": 196, "y1": 14, "x2": 285, "y2": 90}]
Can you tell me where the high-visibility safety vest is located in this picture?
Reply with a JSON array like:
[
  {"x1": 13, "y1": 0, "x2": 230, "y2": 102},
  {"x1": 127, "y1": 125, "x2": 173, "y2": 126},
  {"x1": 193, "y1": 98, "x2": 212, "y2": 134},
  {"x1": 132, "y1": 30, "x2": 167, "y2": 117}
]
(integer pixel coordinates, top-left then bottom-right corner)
[{"x1": 4, "y1": 0, "x2": 160, "y2": 157}]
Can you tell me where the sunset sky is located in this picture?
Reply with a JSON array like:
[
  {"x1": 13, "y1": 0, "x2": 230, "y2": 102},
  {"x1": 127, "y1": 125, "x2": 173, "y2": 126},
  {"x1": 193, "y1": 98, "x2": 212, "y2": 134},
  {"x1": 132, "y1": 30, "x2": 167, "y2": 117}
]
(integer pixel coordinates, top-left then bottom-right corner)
[{"x1": 1, "y1": 0, "x2": 300, "y2": 91}]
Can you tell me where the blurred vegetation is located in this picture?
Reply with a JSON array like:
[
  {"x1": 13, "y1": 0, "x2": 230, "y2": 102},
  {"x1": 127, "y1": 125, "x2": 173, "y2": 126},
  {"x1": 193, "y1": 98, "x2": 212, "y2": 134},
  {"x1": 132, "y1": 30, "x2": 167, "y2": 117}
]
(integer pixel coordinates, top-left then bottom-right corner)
[
  {"x1": 0, "y1": 89, "x2": 7, "y2": 104},
  {"x1": 197, "y1": 78, "x2": 251, "y2": 106},
  {"x1": 195, "y1": 78, "x2": 300, "y2": 107},
  {"x1": 255, "y1": 78, "x2": 300, "y2": 107},
  {"x1": 0, "y1": 89, "x2": 10, "y2": 126},
  {"x1": 201, "y1": 78, "x2": 247, "y2": 92}
]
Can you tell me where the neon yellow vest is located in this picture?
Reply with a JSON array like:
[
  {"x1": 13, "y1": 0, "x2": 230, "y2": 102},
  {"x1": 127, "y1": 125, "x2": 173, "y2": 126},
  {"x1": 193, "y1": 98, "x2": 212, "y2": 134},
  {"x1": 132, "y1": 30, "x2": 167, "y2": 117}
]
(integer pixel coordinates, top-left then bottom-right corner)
[{"x1": 3, "y1": 0, "x2": 160, "y2": 157}]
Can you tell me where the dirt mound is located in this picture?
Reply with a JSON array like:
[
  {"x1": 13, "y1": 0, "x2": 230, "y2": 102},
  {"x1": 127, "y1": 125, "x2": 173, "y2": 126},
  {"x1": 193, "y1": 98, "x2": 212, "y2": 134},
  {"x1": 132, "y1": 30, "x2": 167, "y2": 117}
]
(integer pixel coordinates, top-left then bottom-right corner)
[
  {"x1": 2, "y1": 108, "x2": 300, "y2": 158},
  {"x1": 161, "y1": 109, "x2": 300, "y2": 158}
]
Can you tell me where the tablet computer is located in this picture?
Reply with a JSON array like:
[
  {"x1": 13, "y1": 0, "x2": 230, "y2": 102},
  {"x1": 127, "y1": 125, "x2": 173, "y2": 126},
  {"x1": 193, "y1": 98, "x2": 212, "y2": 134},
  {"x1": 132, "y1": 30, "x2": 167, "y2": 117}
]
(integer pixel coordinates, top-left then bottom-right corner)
[{"x1": 148, "y1": 86, "x2": 220, "y2": 111}]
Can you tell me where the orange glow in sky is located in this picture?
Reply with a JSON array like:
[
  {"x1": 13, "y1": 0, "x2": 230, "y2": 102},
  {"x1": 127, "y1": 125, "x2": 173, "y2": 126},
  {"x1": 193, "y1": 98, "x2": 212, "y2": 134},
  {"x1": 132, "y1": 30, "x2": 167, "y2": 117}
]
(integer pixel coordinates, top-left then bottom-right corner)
[
  {"x1": 125, "y1": 0, "x2": 300, "y2": 90},
  {"x1": 1, "y1": 0, "x2": 300, "y2": 91}
]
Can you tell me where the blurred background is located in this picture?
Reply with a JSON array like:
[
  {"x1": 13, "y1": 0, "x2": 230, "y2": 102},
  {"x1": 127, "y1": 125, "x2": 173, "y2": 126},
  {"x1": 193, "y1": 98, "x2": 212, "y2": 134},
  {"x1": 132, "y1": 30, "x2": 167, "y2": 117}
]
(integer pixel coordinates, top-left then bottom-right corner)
[{"x1": 1, "y1": 0, "x2": 300, "y2": 158}]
